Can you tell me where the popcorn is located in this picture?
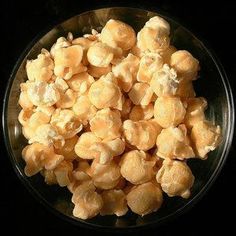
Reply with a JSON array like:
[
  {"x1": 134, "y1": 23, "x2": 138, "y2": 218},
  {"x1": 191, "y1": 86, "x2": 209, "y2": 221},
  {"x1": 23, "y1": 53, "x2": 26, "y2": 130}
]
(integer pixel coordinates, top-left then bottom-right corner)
[
  {"x1": 176, "y1": 79, "x2": 196, "y2": 98},
  {"x1": 26, "y1": 50, "x2": 54, "y2": 82},
  {"x1": 55, "y1": 135, "x2": 78, "y2": 161},
  {"x1": 74, "y1": 132, "x2": 101, "y2": 159},
  {"x1": 28, "y1": 124, "x2": 65, "y2": 149},
  {"x1": 73, "y1": 95, "x2": 97, "y2": 125},
  {"x1": 50, "y1": 37, "x2": 71, "y2": 58},
  {"x1": 137, "y1": 53, "x2": 163, "y2": 83},
  {"x1": 34, "y1": 105, "x2": 55, "y2": 117},
  {"x1": 128, "y1": 82, "x2": 154, "y2": 105},
  {"x1": 160, "y1": 45, "x2": 177, "y2": 64},
  {"x1": 184, "y1": 97, "x2": 207, "y2": 128},
  {"x1": 18, "y1": 91, "x2": 34, "y2": 110},
  {"x1": 129, "y1": 104, "x2": 154, "y2": 121},
  {"x1": 123, "y1": 119, "x2": 162, "y2": 151},
  {"x1": 67, "y1": 72, "x2": 95, "y2": 95},
  {"x1": 156, "y1": 125, "x2": 195, "y2": 160},
  {"x1": 87, "y1": 64, "x2": 111, "y2": 78},
  {"x1": 90, "y1": 108, "x2": 122, "y2": 140},
  {"x1": 88, "y1": 72, "x2": 123, "y2": 110},
  {"x1": 54, "y1": 45, "x2": 85, "y2": 80},
  {"x1": 100, "y1": 190, "x2": 128, "y2": 216},
  {"x1": 87, "y1": 42, "x2": 114, "y2": 67},
  {"x1": 156, "y1": 159, "x2": 195, "y2": 198},
  {"x1": 27, "y1": 81, "x2": 60, "y2": 107},
  {"x1": 54, "y1": 77, "x2": 69, "y2": 92},
  {"x1": 100, "y1": 19, "x2": 136, "y2": 50},
  {"x1": 22, "y1": 143, "x2": 64, "y2": 176},
  {"x1": 54, "y1": 160, "x2": 73, "y2": 187},
  {"x1": 89, "y1": 158, "x2": 121, "y2": 189},
  {"x1": 120, "y1": 98, "x2": 133, "y2": 120},
  {"x1": 144, "y1": 16, "x2": 170, "y2": 35},
  {"x1": 154, "y1": 96, "x2": 186, "y2": 128},
  {"x1": 56, "y1": 89, "x2": 77, "y2": 108},
  {"x1": 50, "y1": 109, "x2": 82, "y2": 139},
  {"x1": 112, "y1": 53, "x2": 140, "y2": 92},
  {"x1": 72, "y1": 181, "x2": 103, "y2": 219},
  {"x1": 120, "y1": 150, "x2": 156, "y2": 184},
  {"x1": 170, "y1": 50, "x2": 199, "y2": 80},
  {"x1": 126, "y1": 182, "x2": 163, "y2": 216},
  {"x1": 191, "y1": 120, "x2": 221, "y2": 159},
  {"x1": 150, "y1": 64, "x2": 180, "y2": 97},
  {"x1": 18, "y1": 109, "x2": 33, "y2": 126}
]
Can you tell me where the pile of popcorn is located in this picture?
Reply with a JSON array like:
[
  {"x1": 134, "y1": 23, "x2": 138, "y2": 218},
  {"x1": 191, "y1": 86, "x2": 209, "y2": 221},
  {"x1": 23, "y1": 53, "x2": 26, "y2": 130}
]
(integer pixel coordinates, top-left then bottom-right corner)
[{"x1": 18, "y1": 16, "x2": 222, "y2": 219}]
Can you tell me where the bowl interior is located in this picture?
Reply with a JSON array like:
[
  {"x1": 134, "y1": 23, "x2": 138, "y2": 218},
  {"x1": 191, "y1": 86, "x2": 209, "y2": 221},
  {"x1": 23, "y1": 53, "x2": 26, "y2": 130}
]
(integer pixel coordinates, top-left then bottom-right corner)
[{"x1": 4, "y1": 7, "x2": 233, "y2": 229}]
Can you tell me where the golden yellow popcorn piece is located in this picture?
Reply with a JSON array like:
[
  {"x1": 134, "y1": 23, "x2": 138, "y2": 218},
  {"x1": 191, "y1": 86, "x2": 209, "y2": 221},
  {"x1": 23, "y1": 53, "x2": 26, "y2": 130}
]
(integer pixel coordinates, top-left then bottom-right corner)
[
  {"x1": 18, "y1": 91, "x2": 34, "y2": 110},
  {"x1": 154, "y1": 96, "x2": 186, "y2": 128},
  {"x1": 72, "y1": 95, "x2": 97, "y2": 125},
  {"x1": 41, "y1": 169, "x2": 57, "y2": 185},
  {"x1": 34, "y1": 105, "x2": 55, "y2": 117},
  {"x1": 54, "y1": 77, "x2": 69, "y2": 92},
  {"x1": 176, "y1": 79, "x2": 196, "y2": 98},
  {"x1": 87, "y1": 64, "x2": 111, "y2": 78},
  {"x1": 129, "y1": 104, "x2": 154, "y2": 121},
  {"x1": 128, "y1": 82, "x2": 154, "y2": 106},
  {"x1": 137, "y1": 16, "x2": 170, "y2": 53},
  {"x1": 126, "y1": 182, "x2": 163, "y2": 216},
  {"x1": 72, "y1": 37, "x2": 95, "y2": 50},
  {"x1": 156, "y1": 159, "x2": 195, "y2": 198},
  {"x1": 72, "y1": 181, "x2": 103, "y2": 219},
  {"x1": 56, "y1": 89, "x2": 77, "y2": 108},
  {"x1": 87, "y1": 42, "x2": 114, "y2": 67},
  {"x1": 55, "y1": 135, "x2": 78, "y2": 161},
  {"x1": 90, "y1": 108, "x2": 122, "y2": 140},
  {"x1": 123, "y1": 119, "x2": 162, "y2": 151},
  {"x1": 50, "y1": 37, "x2": 71, "y2": 58},
  {"x1": 137, "y1": 53, "x2": 163, "y2": 83},
  {"x1": 18, "y1": 109, "x2": 33, "y2": 126},
  {"x1": 54, "y1": 45, "x2": 85, "y2": 80},
  {"x1": 112, "y1": 53, "x2": 140, "y2": 92},
  {"x1": 26, "y1": 50, "x2": 54, "y2": 82},
  {"x1": 54, "y1": 160, "x2": 73, "y2": 187},
  {"x1": 100, "y1": 190, "x2": 128, "y2": 216},
  {"x1": 67, "y1": 72, "x2": 95, "y2": 95},
  {"x1": 88, "y1": 72, "x2": 123, "y2": 110},
  {"x1": 156, "y1": 125, "x2": 195, "y2": 160},
  {"x1": 170, "y1": 50, "x2": 199, "y2": 80},
  {"x1": 120, "y1": 150, "x2": 156, "y2": 184},
  {"x1": 100, "y1": 19, "x2": 136, "y2": 51},
  {"x1": 184, "y1": 97, "x2": 207, "y2": 128},
  {"x1": 74, "y1": 132, "x2": 101, "y2": 159},
  {"x1": 89, "y1": 158, "x2": 121, "y2": 190},
  {"x1": 160, "y1": 45, "x2": 177, "y2": 64},
  {"x1": 50, "y1": 108, "x2": 82, "y2": 139},
  {"x1": 90, "y1": 138, "x2": 125, "y2": 164},
  {"x1": 120, "y1": 98, "x2": 133, "y2": 120},
  {"x1": 27, "y1": 81, "x2": 60, "y2": 107},
  {"x1": 150, "y1": 64, "x2": 180, "y2": 97},
  {"x1": 22, "y1": 143, "x2": 64, "y2": 176},
  {"x1": 191, "y1": 120, "x2": 221, "y2": 159},
  {"x1": 22, "y1": 111, "x2": 50, "y2": 140},
  {"x1": 28, "y1": 124, "x2": 65, "y2": 149}
]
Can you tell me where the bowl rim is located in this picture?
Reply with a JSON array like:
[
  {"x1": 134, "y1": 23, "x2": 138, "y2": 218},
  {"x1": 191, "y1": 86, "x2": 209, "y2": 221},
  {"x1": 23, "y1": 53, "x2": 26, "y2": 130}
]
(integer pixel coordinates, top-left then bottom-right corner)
[{"x1": 2, "y1": 6, "x2": 235, "y2": 231}]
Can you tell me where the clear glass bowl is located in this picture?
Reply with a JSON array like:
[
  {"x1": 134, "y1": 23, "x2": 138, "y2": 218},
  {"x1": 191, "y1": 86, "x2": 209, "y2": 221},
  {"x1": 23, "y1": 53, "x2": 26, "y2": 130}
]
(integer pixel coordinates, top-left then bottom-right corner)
[{"x1": 2, "y1": 7, "x2": 235, "y2": 230}]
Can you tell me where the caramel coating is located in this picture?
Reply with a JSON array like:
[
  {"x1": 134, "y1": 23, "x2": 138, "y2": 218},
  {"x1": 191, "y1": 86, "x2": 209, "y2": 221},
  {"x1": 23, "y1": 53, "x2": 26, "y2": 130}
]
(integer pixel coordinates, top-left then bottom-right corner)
[
  {"x1": 87, "y1": 64, "x2": 111, "y2": 78},
  {"x1": 72, "y1": 181, "x2": 103, "y2": 219},
  {"x1": 154, "y1": 96, "x2": 186, "y2": 128},
  {"x1": 123, "y1": 119, "x2": 162, "y2": 151},
  {"x1": 89, "y1": 158, "x2": 121, "y2": 190},
  {"x1": 128, "y1": 82, "x2": 154, "y2": 106},
  {"x1": 150, "y1": 64, "x2": 180, "y2": 97},
  {"x1": 126, "y1": 182, "x2": 163, "y2": 216},
  {"x1": 160, "y1": 45, "x2": 177, "y2": 64},
  {"x1": 100, "y1": 19, "x2": 136, "y2": 50},
  {"x1": 191, "y1": 120, "x2": 221, "y2": 159},
  {"x1": 100, "y1": 190, "x2": 128, "y2": 216},
  {"x1": 120, "y1": 98, "x2": 133, "y2": 120},
  {"x1": 112, "y1": 53, "x2": 140, "y2": 92},
  {"x1": 88, "y1": 72, "x2": 123, "y2": 110},
  {"x1": 176, "y1": 79, "x2": 196, "y2": 98},
  {"x1": 56, "y1": 89, "x2": 77, "y2": 108},
  {"x1": 137, "y1": 53, "x2": 163, "y2": 83},
  {"x1": 120, "y1": 150, "x2": 156, "y2": 184},
  {"x1": 170, "y1": 50, "x2": 199, "y2": 80},
  {"x1": 156, "y1": 125, "x2": 195, "y2": 160},
  {"x1": 129, "y1": 104, "x2": 154, "y2": 121},
  {"x1": 184, "y1": 97, "x2": 207, "y2": 128},
  {"x1": 156, "y1": 159, "x2": 194, "y2": 198}
]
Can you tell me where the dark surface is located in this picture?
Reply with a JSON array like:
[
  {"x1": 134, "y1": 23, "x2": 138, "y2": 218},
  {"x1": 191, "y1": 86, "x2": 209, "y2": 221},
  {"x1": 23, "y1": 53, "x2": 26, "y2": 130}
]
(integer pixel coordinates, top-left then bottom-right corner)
[{"x1": 0, "y1": 0, "x2": 235, "y2": 235}]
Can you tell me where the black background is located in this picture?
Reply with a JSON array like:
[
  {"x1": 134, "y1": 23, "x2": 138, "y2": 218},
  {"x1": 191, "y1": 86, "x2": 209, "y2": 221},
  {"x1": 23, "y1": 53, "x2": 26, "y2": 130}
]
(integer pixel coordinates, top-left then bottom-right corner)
[{"x1": 1, "y1": 0, "x2": 236, "y2": 235}]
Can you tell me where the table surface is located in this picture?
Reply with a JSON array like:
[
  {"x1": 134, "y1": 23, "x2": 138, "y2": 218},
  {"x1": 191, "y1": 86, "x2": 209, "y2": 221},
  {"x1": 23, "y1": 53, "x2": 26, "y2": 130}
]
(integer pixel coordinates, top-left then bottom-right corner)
[{"x1": 1, "y1": 0, "x2": 236, "y2": 235}]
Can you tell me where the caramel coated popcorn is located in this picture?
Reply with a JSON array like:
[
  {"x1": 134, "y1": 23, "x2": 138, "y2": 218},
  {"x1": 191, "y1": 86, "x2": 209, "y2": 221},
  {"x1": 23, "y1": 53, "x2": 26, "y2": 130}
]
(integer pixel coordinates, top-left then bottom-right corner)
[{"x1": 19, "y1": 16, "x2": 221, "y2": 220}]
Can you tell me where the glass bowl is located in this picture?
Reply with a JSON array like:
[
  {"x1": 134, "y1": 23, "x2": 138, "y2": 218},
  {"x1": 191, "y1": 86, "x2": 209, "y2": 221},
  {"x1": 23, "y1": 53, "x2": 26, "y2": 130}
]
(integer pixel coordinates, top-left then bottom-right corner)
[{"x1": 2, "y1": 7, "x2": 235, "y2": 230}]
